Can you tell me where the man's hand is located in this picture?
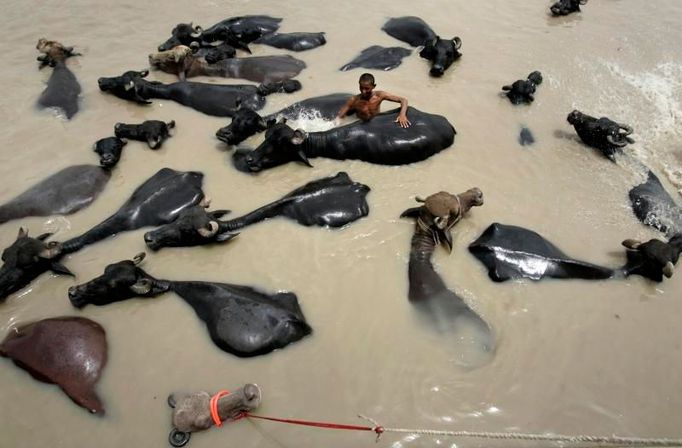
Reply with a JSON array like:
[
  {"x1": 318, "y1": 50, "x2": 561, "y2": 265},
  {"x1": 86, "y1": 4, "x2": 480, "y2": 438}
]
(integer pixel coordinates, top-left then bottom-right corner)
[{"x1": 395, "y1": 114, "x2": 411, "y2": 128}]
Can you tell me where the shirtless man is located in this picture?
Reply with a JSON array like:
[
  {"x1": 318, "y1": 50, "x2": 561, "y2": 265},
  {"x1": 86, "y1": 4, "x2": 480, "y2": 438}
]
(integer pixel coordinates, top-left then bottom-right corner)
[{"x1": 337, "y1": 73, "x2": 411, "y2": 128}]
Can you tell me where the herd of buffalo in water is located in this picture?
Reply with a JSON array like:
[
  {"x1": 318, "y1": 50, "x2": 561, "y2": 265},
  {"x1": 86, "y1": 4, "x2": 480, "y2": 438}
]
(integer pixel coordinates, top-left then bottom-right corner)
[{"x1": 1, "y1": 5, "x2": 682, "y2": 444}]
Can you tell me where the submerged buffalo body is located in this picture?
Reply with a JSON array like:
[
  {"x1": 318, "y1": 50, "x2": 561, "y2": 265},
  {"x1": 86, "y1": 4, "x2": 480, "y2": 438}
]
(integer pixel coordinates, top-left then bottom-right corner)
[
  {"x1": 551, "y1": 0, "x2": 587, "y2": 16},
  {"x1": 233, "y1": 107, "x2": 455, "y2": 172},
  {"x1": 629, "y1": 170, "x2": 682, "y2": 237},
  {"x1": 115, "y1": 120, "x2": 175, "y2": 149},
  {"x1": 98, "y1": 70, "x2": 300, "y2": 117},
  {"x1": 340, "y1": 46, "x2": 412, "y2": 71},
  {"x1": 68, "y1": 255, "x2": 311, "y2": 357},
  {"x1": 567, "y1": 110, "x2": 634, "y2": 160},
  {"x1": 255, "y1": 32, "x2": 326, "y2": 51},
  {"x1": 382, "y1": 16, "x2": 436, "y2": 47},
  {"x1": 217, "y1": 93, "x2": 353, "y2": 145}
]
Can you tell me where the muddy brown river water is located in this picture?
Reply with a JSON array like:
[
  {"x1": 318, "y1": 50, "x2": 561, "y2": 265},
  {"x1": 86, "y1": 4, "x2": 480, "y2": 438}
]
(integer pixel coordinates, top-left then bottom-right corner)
[{"x1": 1, "y1": 1, "x2": 681, "y2": 447}]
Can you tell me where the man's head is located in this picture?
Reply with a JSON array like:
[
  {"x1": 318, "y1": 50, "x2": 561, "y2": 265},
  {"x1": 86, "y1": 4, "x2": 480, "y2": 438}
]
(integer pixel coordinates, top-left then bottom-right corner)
[{"x1": 358, "y1": 73, "x2": 376, "y2": 99}]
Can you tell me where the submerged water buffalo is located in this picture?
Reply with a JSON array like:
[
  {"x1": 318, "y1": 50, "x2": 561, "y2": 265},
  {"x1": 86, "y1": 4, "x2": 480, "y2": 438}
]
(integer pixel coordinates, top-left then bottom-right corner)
[
  {"x1": 0, "y1": 316, "x2": 108, "y2": 414},
  {"x1": 382, "y1": 16, "x2": 436, "y2": 47},
  {"x1": 115, "y1": 120, "x2": 175, "y2": 149},
  {"x1": 35, "y1": 39, "x2": 81, "y2": 119},
  {"x1": 0, "y1": 228, "x2": 72, "y2": 301},
  {"x1": 94, "y1": 137, "x2": 127, "y2": 168},
  {"x1": 420, "y1": 36, "x2": 462, "y2": 77},
  {"x1": 98, "y1": 69, "x2": 301, "y2": 116},
  {"x1": 157, "y1": 16, "x2": 281, "y2": 51},
  {"x1": 68, "y1": 254, "x2": 311, "y2": 357},
  {"x1": 340, "y1": 46, "x2": 412, "y2": 71},
  {"x1": 551, "y1": 0, "x2": 587, "y2": 16},
  {"x1": 217, "y1": 93, "x2": 353, "y2": 146},
  {"x1": 148, "y1": 47, "x2": 306, "y2": 83},
  {"x1": 255, "y1": 32, "x2": 326, "y2": 51},
  {"x1": 567, "y1": 110, "x2": 635, "y2": 160},
  {"x1": 143, "y1": 172, "x2": 370, "y2": 250},
  {"x1": 233, "y1": 107, "x2": 455, "y2": 172},
  {"x1": 60, "y1": 168, "x2": 205, "y2": 254},
  {"x1": 621, "y1": 234, "x2": 682, "y2": 282},
  {"x1": 502, "y1": 71, "x2": 543, "y2": 105},
  {"x1": 400, "y1": 189, "x2": 494, "y2": 366},
  {"x1": 0, "y1": 165, "x2": 113, "y2": 225},
  {"x1": 469, "y1": 223, "x2": 615, "y2": 282},
  {"x1": 629, "y1": 170, "x2": 682, "y2": 237}
]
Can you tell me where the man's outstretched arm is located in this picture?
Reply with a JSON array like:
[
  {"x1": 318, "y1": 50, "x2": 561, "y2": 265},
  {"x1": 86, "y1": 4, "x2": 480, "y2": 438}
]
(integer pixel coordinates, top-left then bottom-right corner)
[{"x1": 381, "y1": 92, "x2": 411, "y2": 128}]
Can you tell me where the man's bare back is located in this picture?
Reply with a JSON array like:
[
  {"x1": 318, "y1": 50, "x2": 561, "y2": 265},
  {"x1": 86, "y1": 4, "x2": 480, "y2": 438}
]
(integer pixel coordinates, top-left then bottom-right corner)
[{"x1": 337, "y1": 73, "x2": 411, "y2": 128}]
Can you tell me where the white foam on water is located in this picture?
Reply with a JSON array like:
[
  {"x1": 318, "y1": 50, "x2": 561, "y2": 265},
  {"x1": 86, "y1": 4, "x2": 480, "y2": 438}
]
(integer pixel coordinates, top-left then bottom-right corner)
[
  {"x1": 602, "y1": 61, "x2": 682, "y2": 193},
  {"x1": 283, "y1": 109, "x2": 340, "y2": 133}
]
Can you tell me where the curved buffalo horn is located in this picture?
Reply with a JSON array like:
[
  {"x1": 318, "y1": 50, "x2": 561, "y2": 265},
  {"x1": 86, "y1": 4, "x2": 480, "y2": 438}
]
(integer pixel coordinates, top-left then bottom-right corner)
[
  {"x1": 606, "y1": 134, "x2": 627, "y2": 147},
  {"x1": 453, "y1": 36, "x2": 462, "y2": 50},
  {"x1": 297, "y1": 150, "x2": 313, "y2": 167},
  {"x1": 130, "y1": 278, "x2": 152, "y2": 295},
  {"x1": 663, "y1": 261, "x2": 675, "y2": 278},
  {"x1": 579, "y1": 0, "x2": 588, "y2": 4},
  {"x1": 197, "y1": 221, "x2": 219, "y2": 238},
  {"x1": 39, "y1": 241, "x2": 62, "y2": 259},
  {"x1": 190, "y1": 26, "x2": 203, "y2": 38},
  {"x1": 17, "y1": 227, "x2": 28, "y2": 240},
  {"x1": 415, "y1": 196, "x2": 426, "y2": 203},
  {"x1": 133, "y1": 252, "x2": 146, "y2": 265},
  {"x1": 621, "y1": 239, "x2": 642, "y2": 250},
  {"x1": 167, "y1": 120, "x2": 176, "y2": 129},
  {"x1": 291, "y1": 129, "x2": 307, "y2": 145},
  {"x1": 618, "y1": 123, "x2": 633, "y2": 135},
  {"x1": 434, "y1": 216, "x2": 448, "y2": 230},
  {"x1": 140, "y1": 69, "x2": 149, "y2": 77}
]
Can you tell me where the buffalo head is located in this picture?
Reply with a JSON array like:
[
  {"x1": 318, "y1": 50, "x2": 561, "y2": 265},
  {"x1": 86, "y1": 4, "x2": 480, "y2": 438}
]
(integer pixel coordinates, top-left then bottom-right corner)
[
  {"x1": 143, "y1": 206, "x2": 237, "y2": 251},
  {"x1": 114, "y1": 120, "x2": 175, "y2": 150},
  {"x1": 551, "y1": 0, "x2": 587, "y2": 16},
  {"x1": 232, "y1": 119, "x2": 312, "y2": 173},
  {"x1": 148, "y1": 46, "x2": 194, "y2": 78},
  {"x1": 419, "y1": 36, "x2": 462, "y2": 77},
  {"x1": 401, "y1": 188, "x2": 484, "y2": 253},
  {"x1": 216, "y1": 103, "x2": 269, "y2": 146},
  {"x1": 158, "y1": 23, "x2": 203, "y2": 51},
  {"x1": 68, "y1": 253, "x2": 169, "y2": 308},
  {"x1": 622, "y1": 234, "x2": 682, "y2": 282},
  {"x1": 98, "y1": 70, "x2": 152, "y2": 104},
  {"x1": 0, "y1": 228, "x2": 72, "y2": 301},
  {"x1": 93, "y1": 137, "x2": 127, "y2": 169}
]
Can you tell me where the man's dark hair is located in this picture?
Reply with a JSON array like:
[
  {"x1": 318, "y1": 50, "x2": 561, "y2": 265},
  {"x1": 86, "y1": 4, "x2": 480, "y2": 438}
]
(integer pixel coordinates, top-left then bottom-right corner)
[{"x1": 359, "y1": 73, "x2": 375, "y2": 85}]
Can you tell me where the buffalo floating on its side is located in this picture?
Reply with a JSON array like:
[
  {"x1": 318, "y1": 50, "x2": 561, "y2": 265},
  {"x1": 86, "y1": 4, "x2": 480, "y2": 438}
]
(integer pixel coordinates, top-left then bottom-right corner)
[{"x1": 233, "y1": 107, "x2": 455, "y2": 172}]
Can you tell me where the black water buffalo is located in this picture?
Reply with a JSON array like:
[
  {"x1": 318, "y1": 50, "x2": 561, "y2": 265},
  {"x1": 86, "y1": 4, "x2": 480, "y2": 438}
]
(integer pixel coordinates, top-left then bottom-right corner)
[
  {"x1": 216, "y1": 105, "x2": 268, "y2": 146},
  {"x1": 340, "y1": 46, "x2": 412, "y2": 71},
  {"x1": 143, "y1": 206, "x2": 236, "y2": 251},
  {"x1": 114, "y1": 120, "x2": 175, "y2": 149},
  {"x1": 98, "y1": 70, "x2": 300, "y2": 117},
  {"x1": 68, "y1": 254, "x2": 311, "y2": 358},
  {"x1": 93, "y1": 137, "x2": 127, "y2": 168},
  {"x1": 621, "y1": 234, "x2": 682, "y2": 282},
  {"x1": 199, "y1": 15, "x2": 281, "y2": 45},
  {"x1": 144, "y1": 172, "x2": 370, "y2": 251},
  {"x1": 551, "y1": 0, "x2": 587, "y2": 16},
  {"x1": 157, "y1": 23, "x2": 203, "y2": 52},
  {"x1": 217, "y1": 93, "x2": 354, "y2": 146},
  {"x1": 196, "y1": 43, "x2": 236, "y2": 63},
  {"x1": 254, "y1": 32, "x2": 326, "y2": 52},
  {"x1": 232, "y1": 107, "x2": 455, "y2": 172},
  {"x1": 629, "y1": 170, "x2": 682, "y2": 237},
  {"x1": 148, "y1": 46, "x2": 305, "y2": 83},
  {"x1": 0, "y1": 228, "x2": 72, "y2": 301},
  {"x1": 97, "y1": 70, "x2": 151, "y2": 104},
  {"x1": 382, "y1": 16, "x2": 436, "y2": 47},
  {"x1": 420, "y1": 36, "x2": 462, "y2": 77},
  {"x1": 567, "y1": 110, "x2": 635, "y2": 160},
  {"x1": 502, "y1": 71, "x2": 543, "y2": 104}
]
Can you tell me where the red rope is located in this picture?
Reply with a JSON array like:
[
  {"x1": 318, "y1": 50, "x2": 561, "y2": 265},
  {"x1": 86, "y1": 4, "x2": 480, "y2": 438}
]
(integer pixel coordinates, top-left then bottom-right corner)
[{"x1": 241, "y1": 412, "x2": 384, "y2": 435}]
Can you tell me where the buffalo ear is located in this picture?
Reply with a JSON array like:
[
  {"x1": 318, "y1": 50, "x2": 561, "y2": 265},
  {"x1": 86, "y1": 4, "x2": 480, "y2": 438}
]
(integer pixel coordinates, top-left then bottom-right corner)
[
  {"x1": 36, "y1": 232, "x2": 53, "y2": 241},
  {"x1": 17, "y1": 227, "x2": 28, "y2": 240},
  {"x1": 210, "y1": 210, "x2": 231, "y2": 219},
  {"x1": 452, "y1": 36, "x2": 462, "y2": 50},
  {"x1": 235, "y1": 98, "x2": 242, "y2": 109},
  {"x1": 130, "y1": 278, "x2": 152, "y2": 295},
  {"x1": 132, "y1": 252, "x2": 146, "y2": 265},
  {"x1": 297, "y1": 150, "x2": 312, "y2": 167},
  {"x1": 291, "y1": 129, "x2": 307, "y2": 145},
  {"x1": 277, "y1": 116, "x2": 287, "y2": 125},
  {"x1": 622, "y1": 239, "x2": 642, "y2": 250},
  {"x1": 257, "y1": 117, "x2": 267, "y2": 130},
  {"x1": 400, "y1": 206, "x2": 422, "y2": 219}
]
